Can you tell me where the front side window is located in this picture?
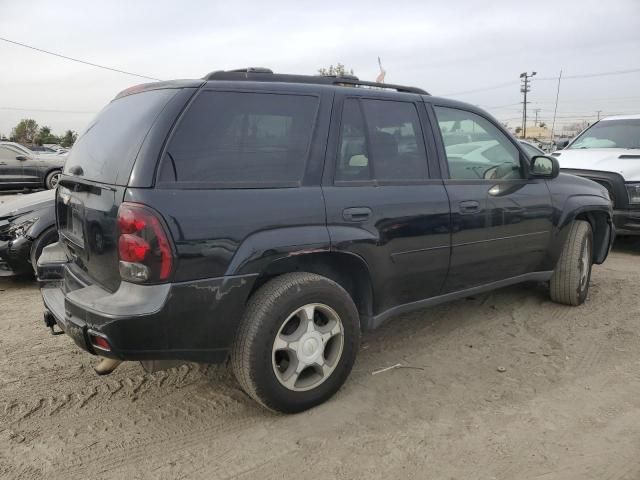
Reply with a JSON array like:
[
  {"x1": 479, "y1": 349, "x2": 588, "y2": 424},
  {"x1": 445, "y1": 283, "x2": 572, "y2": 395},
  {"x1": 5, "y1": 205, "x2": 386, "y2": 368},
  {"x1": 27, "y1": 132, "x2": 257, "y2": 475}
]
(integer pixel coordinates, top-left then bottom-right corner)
[
  {"x1": 520, "y1": 142, "x2": 543, "y2": 158},
  {"x1": 434, "y1": 106, "x2": 522, "y2": 180},
  {"x1": 335, "y1": 98, "x2": 428, "y2": 182},
  {"x1": 569, "y1": 119, "x2": 640, "y2": 149},
  {"x1": 0, "y1": 146, "x2": 15, "y2": 161},
  {"x1": 164, "y1": 91, "x2": 319, "y2": 186}
]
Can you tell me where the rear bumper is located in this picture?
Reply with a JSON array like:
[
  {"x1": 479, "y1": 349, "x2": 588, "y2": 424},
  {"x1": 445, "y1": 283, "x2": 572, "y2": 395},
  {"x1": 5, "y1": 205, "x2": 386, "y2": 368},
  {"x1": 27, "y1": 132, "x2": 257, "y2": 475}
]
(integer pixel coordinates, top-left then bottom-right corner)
[
  {"x1": 613, "y1": 209, "x2": 640, "y2": 235},
  {"x1": 38, "y1": 243, "x2": 256, "y2": 363},
  {"x1": 0, "y1": 237, "x2": 34, "y2": 276}
]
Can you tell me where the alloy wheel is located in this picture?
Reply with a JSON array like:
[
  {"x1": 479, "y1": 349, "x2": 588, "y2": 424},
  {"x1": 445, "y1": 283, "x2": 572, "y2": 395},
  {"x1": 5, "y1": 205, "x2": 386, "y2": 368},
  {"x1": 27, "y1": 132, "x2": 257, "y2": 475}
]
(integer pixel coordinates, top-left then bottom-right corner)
[{"x1": 271, "y1": 303, "x2": 344, "y2": 392}]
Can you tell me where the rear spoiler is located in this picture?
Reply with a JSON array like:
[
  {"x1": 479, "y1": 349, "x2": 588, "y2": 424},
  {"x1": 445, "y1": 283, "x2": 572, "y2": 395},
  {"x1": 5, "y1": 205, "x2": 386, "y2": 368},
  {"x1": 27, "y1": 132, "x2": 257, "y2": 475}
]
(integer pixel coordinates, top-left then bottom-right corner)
[{"x1": 113, "y1": 79, "x2": 204, "y2": 100}]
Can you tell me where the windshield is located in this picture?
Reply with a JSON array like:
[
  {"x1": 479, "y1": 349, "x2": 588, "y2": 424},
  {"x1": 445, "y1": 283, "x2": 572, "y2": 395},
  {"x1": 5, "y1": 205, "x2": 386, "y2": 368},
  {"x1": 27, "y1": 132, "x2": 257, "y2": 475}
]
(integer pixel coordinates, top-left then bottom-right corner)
[{"x1": 569, "y1": 119, "x2": 640, "y2": 149}]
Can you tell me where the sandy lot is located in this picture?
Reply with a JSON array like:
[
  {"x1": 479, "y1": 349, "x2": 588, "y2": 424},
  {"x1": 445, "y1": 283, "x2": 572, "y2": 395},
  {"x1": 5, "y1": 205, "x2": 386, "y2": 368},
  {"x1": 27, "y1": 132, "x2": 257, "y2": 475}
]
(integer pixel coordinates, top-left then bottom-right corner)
[{"x1": 1, "y1": 192, "x2": 639, "y2": 478}]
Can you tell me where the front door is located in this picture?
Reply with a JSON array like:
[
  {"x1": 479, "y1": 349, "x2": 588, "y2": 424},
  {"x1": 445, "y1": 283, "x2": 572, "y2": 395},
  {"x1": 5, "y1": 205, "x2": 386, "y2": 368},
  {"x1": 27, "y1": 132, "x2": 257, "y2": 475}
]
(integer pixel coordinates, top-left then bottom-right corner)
[
  {"x1": 323, "y1": 94, "x2": 451, "y2": 315},
  {"x1": 430, "y1": 105, "x2": 554, "y2": 292},
  {"x1": 21, "y1": 154, "x2": 45, "y2": 185},
  {"x1": 0, "y1": 146, "x2": 26, "y2": 187}
]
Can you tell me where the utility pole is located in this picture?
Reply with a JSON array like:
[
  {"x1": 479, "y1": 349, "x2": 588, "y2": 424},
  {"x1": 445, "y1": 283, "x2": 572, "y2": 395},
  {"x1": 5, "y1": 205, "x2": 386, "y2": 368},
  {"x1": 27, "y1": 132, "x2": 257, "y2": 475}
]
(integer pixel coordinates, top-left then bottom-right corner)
[
  {"x1": 534, "y1": 108, "x2": 541, "y2": 127},
  {"x1": 520, "y1": 71, "x2": 536, "y2": 138},
  {"x1": 596, "y1": 110, "x2": 602, "y2": 121},
  {"x1": 550, "y1": 70, "x2": 563, "y2": 149}
]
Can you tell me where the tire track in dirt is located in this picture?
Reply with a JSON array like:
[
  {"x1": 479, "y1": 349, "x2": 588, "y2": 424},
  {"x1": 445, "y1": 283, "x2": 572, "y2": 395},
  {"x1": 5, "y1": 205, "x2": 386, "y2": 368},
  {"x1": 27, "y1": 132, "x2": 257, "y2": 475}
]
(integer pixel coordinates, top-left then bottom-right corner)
[{"x1": 0, "y1": 363, "x2": 238, "y2": 427}]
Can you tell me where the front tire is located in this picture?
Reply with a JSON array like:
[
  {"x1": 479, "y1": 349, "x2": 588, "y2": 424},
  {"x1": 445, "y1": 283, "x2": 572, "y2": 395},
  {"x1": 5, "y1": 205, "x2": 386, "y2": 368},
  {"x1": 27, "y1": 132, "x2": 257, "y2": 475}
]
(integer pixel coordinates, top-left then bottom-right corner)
[
  {"x1": 231, "y1": 273, "x2": 360, "y2": 413},
  {"x1": 45, "y1": 170, "x2": 61, "y2": 190},
  {"x1": 550, "y1": 220, "x2": 593, "y2": 306}
]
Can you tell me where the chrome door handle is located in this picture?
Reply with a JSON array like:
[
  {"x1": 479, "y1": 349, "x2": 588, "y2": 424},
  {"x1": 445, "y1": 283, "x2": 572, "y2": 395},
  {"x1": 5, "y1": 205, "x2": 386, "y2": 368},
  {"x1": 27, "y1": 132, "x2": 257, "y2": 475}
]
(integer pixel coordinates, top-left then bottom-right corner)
[
  {"x1": 343, "y1": 207, "x2": 372, "y2": 222},
  {"x1": 459, "y1": 200, "x2": 480, "y2": 214}
]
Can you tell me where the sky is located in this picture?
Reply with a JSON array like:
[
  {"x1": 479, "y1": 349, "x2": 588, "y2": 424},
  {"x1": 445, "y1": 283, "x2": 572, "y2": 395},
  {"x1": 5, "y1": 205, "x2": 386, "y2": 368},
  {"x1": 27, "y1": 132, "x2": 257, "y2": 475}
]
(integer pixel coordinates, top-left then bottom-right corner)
[{"x1": 1, "y1": 0, "x2": 639, "y2": 138}]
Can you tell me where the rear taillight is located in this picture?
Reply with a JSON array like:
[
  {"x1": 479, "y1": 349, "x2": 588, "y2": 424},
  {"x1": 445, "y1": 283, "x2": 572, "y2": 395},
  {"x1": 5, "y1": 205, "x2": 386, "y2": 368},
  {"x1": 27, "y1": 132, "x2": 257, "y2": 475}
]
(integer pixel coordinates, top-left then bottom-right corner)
[
  {"x1": 117, "y1": 202, "x2": 173, "y2": 283},
  {"x1": 89, "y1": 333, "x2": 112, "y2": 352}
]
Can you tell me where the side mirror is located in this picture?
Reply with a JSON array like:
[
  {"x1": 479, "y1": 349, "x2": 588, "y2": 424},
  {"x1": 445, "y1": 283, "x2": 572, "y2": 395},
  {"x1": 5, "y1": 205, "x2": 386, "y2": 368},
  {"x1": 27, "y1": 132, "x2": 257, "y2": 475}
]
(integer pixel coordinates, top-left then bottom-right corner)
[
  {"x1": 16, "y1": 155, "x2": 28, "y2": 161},
  {"x1": 530, "y1": 155, "x2": 559, "y2": 179}
]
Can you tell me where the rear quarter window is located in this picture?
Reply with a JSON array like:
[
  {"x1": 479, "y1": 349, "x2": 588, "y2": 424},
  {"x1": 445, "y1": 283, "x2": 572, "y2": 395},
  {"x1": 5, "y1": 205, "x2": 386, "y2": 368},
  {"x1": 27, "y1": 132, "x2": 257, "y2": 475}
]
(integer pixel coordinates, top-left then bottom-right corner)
[
  {"x1": 159, "y1": 91, "x2": 319, "y2": 187},
  {"x1": 64, "y1": 89, "x2": 178, "y2": 185}
]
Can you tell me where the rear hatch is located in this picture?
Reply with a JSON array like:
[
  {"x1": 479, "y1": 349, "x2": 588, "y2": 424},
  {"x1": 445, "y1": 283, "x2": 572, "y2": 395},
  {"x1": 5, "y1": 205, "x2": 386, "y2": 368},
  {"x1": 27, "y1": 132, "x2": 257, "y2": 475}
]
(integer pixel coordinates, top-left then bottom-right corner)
[{"x1": 57, "y1": 88, "x2": 180, "y2": 292}]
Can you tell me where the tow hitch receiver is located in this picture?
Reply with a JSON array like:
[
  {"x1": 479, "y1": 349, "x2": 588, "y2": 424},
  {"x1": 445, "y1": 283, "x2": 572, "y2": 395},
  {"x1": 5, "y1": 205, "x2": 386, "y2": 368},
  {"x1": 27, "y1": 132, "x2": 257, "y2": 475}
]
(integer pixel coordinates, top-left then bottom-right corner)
[{"x1": 43, "y1": 311, "x2": 64, "y2": 336}]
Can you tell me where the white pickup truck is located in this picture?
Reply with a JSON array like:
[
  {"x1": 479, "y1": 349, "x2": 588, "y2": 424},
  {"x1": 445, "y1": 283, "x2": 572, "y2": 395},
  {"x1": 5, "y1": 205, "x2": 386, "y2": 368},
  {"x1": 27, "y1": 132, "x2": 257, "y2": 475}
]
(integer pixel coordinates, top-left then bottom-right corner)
[{"x1": 553, "y1": 114, "x2": 640, "y2": 235}]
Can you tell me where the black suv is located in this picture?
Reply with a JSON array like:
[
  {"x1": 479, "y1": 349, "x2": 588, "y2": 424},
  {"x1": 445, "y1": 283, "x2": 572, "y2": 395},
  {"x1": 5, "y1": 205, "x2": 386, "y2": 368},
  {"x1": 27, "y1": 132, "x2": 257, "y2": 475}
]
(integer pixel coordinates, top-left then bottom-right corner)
[{"x1": 39, "y1": 69, "x2": 614, "y2": 412}]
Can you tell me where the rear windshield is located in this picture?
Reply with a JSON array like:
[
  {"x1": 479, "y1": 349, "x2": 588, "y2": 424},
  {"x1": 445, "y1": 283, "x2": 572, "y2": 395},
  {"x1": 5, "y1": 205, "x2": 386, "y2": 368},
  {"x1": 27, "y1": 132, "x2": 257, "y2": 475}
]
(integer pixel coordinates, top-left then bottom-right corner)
[
  {"x1": 64, "y1": 88, "x2": 177, "y2": 184},
  {"x1": 160, "y1": 91, "x2": 319, "y2": 187}
]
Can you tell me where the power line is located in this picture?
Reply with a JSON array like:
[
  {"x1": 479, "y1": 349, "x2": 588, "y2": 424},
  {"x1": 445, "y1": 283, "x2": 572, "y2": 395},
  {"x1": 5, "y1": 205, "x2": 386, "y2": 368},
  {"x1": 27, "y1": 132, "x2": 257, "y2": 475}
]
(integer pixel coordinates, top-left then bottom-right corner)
[
  {"x1": 537, "y1": 67, "x2": 640, "y2": 81},
  {"x1": 440, "y1": 81, "x2": 518, "y2": 97},
  {"x1": 0, "y1": 106, "x2": 97, "y2": 114},
  {"x1": 441, "y1": 67, "x2": 640, "y2": 97},
  {"x1": 0, "y1": 36, "x2": 162, "y2": 82}
]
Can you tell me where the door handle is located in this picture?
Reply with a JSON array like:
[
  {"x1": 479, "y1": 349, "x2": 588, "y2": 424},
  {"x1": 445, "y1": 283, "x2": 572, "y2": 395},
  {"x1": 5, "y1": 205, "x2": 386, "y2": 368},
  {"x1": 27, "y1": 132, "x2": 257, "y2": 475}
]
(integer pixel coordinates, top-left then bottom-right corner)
[
  {"x1": 343, "y1": 207, "x2": 372, "y2": 222},
  {"x1": 459, "y1": 200, "x2": 480, "y2": 214}
]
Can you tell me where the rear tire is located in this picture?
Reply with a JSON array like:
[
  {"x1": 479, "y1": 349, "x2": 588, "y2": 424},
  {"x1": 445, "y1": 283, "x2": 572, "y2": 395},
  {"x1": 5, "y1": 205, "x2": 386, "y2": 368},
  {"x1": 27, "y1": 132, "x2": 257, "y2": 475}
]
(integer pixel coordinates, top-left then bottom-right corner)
[
  {"x1": 231, "y1": 272, "x2": 360, "y2": 413},
  {"x1": 45, "y1": 170, "x2": 61, "y2": 189},
  {"x1": 550, "y1": 220, "x2": 593, "y2": 306}
]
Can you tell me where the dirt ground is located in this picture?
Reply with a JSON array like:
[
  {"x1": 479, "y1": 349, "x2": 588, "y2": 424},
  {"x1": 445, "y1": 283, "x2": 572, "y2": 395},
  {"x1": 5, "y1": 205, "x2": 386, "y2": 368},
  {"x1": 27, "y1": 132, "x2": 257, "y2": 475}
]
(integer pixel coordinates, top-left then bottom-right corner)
[{"x1": 1, "y1": 192, "x2": 640, "y2": 479}]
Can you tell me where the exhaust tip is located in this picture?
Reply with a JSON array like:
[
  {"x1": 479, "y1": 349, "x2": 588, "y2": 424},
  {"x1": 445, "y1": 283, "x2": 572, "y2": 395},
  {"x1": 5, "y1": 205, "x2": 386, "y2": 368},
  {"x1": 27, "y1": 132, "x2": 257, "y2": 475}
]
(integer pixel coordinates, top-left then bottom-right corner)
[{"x1": 94, "y1": 357, "x2": 123, "y2": 376}]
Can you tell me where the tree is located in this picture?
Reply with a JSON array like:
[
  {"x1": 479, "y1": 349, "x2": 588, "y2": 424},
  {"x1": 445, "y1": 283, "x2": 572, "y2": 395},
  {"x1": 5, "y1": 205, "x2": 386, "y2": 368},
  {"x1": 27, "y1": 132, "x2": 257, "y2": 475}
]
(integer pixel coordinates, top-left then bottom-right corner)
[
  {"x1": 318, "y1": 63, "x2": 354, "y2": 77},
  {"x1": 36, "y1": 126, "x2": 59, "y2": 145},
  {"x1": 11, "y1": 119, "x2": 39, "y2": 144},
  {"x1": 60, "y1": 130, "x2": 78, "y2": 148},
  {"x1": 514, "y1": 126, "x2": 522, "y2": 135},
  {"x1": 539, "y1": 122, "x2": 547, "y2": 128}
]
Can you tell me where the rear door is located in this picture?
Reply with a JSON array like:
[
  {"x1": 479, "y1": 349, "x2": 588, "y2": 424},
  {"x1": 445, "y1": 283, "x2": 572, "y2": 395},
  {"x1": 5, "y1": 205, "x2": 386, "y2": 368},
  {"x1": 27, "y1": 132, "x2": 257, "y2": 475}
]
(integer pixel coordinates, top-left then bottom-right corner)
[
  {"x1": 20, "y1": 153, "x2": 46, "y2": 185},
  {"x1": 323, "y1": 92, "x2": 451, "y2": 315},
  {"x1": 429, "y1": 104, "x2": 554, "y2": 292}
]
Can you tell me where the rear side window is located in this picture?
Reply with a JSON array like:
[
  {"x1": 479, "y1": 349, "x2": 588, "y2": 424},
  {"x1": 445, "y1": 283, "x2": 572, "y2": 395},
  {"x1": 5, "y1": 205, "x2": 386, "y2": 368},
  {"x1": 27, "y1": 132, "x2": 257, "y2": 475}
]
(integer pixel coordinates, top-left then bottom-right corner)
[
  {"x1": 162, "y1": 91, "x2": 319, "y2": 187},
  {"x1": 335, "y1": 98, "x2": 428, "y2": 182},
  {"x1": 64, "y1": 89, "x2": 177, "y2": 185}
]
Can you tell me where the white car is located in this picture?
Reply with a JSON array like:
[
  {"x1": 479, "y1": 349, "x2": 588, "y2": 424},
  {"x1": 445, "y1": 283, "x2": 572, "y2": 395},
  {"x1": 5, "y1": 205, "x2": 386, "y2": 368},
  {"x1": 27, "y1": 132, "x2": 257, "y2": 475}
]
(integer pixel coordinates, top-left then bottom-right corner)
[{"x1": 553, "y1": 114, "x2": 640, "y2": 235}]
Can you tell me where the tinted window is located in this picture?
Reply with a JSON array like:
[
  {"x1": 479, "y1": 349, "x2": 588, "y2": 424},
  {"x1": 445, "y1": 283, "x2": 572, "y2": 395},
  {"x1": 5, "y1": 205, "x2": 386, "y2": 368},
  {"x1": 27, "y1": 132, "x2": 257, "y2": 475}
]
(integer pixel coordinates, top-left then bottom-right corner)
[
  {"x1": 569, "y1": 119, "x2": 640, "y2": 149},
  {"x1": 520, "y1": 141, "x2": 543, "y2": 158},
  {"x1": 335, "y1": 98, "x2": 428, "y2": 182},
  {"x1": 164, "y1": 91, "x2": 319, "y2": 186},
  {"x1": 0, "y1": 146, "x2": 15, "y2": 160},
  {"x1": 336, "y1": 99, "x2": 370, "y2": 181},
  {"x1": 434, "y1": 107, "x2": 522, "y2": 180},
  {"x1": 65, "y1": 89, "x2": 177, "y2": 184}
]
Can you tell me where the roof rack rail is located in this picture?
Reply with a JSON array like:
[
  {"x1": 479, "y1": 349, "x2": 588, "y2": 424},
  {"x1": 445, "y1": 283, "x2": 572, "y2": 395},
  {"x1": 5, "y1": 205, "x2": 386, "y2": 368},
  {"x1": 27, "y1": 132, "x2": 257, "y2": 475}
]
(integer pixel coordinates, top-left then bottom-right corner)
[
  {"x1": 331, "y1": 77, "x2": 427, "y2": 94},
  {"x1": 202, "y1": 68, "x2": 429, "y2": 95}
]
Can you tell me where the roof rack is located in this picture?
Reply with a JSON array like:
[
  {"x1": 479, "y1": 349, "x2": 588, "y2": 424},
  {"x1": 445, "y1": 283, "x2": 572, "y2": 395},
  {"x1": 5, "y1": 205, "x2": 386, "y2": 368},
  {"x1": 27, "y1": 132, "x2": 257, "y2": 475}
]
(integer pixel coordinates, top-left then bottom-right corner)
[{"x1": 201, "y1": 68, "x2": 429, "y2": 95}]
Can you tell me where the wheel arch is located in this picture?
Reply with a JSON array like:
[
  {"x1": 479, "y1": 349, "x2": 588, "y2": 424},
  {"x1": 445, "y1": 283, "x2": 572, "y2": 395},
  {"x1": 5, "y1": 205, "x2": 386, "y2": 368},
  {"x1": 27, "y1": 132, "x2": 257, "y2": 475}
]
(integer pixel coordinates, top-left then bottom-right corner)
[
  {"x1": 574, "y1": 210, "x2": 612, "y2": 264},
  {"x1": 250, "y1": 251, "x2": 374, "y2": 329},
  {"x1": 555, "y1": 199, "x2": 613, "y2": 266}
]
